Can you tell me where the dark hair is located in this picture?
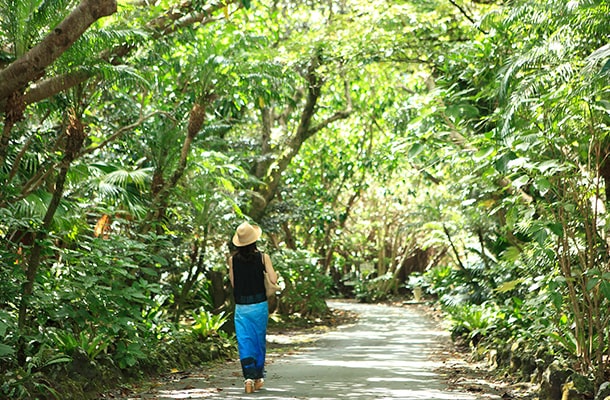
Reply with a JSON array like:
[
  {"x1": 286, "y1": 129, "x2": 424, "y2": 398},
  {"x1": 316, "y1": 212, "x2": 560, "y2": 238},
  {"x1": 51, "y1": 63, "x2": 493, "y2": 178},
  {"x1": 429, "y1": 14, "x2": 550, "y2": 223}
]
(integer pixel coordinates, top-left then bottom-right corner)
[{"x1": 233, "y1": 242, "x2": 259, "y2": 262}]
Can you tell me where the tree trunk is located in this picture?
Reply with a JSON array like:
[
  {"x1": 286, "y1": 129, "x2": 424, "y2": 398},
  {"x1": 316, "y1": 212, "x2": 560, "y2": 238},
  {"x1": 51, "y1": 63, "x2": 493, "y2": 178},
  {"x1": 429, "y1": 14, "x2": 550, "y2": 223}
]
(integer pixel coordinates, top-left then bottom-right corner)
[
  {"x1": 598, "y1": 142, "x2": 610, "y2": 202},
  {"x1": 0, "y1": 92, "x2": 26, "y2": 169},
  {"x1": 255, "y1": 107, "x2": 274, "y2": 178},
  {"x1": 17, "y1": 113, "x2": 85, "y2": 364},
  {"x1": 208, "y1": 270, "x2": 227, "y2": 311}
]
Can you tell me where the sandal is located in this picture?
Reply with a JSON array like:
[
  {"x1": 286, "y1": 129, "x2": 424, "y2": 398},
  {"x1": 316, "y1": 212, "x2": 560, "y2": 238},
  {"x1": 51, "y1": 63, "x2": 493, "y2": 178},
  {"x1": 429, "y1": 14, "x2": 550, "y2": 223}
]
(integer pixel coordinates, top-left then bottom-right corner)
[{"x1": 244, "y1": 379, "x2": 255, "y2": 393}]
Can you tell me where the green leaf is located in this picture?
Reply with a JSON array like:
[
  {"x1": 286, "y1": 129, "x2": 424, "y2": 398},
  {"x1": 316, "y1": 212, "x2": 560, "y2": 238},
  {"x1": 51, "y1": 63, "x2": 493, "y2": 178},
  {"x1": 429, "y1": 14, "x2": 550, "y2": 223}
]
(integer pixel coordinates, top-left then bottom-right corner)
[
  {"x1": 219, "y1": 177, "x2": 236, "y2": 192},
  {"x1": 550, "y1": 291, "x2": 562, "y2": 311},
  {"x1": 45, "y1": 356, "x2": 72, "y2": 366},
  {"x1": 474, "y1": 146, "x2": 494, "y2": 161},
  {"x1": 140, "y1": 267, "x2": 159, "y2": 276},
  {"x1": 533, "y1": 227, "x2": 548, "y2": 246},
  {"x1": 495, "y1": 279, "x2": 524, "y2": 293},
  {"x1": 501, "y1": 246, "x2": 521, "y2": 262},
  {"x1": 586, "y1": 277, "x2": 599, "y2": 291},
  {"x1": 595, "y1": 100, "x2": 610, "y2": 111},
  {"x1": 549, "y1": 332, "x2": 577, "y2": 354},
  {"x1": 0, "y1": 343, "x2": 15, "y2": 357},
  {"x1": 445, "y1": 104, "x2": 479, "y2": 120},
  {"x1": 534, "y1": 177, "x2": 551, "y2": 196},
  {"x1": 600, "y1": 281, "x2": 610, "y2": 301},
  {"x1": 151, "y1": 254, "x2": 168, "y2": 266},
  {"x1": 0, "y1": 320, "x2": 7, "y2": 337},
  {"x1": 601, "y1": 59, "x2": 610, "y2": 75},
  {"x1": 547, "y1": 223, "x2": 563, "y2": 237},
  {"x1": 408, "y1": 143, "x2": 424, "y2": 159},
  {"x1": 512, "y1": 174, "x2": 530, "y2": 189},
  {"x1": 537, "y1": 160, "x2": 561, "y2": 174},
  {"x1": 495, "y1": 152, "x2": 517, "y2": 173}
]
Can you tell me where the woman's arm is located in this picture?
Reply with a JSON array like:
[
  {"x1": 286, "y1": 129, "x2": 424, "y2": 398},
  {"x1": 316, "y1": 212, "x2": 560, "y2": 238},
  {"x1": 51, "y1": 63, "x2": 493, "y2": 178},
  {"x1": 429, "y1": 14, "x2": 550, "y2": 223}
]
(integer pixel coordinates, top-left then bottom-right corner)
[
  {"x1": 263, "y1": 253, "x2": 278, "y2": 284},
  {"x1": 228, "y1": 256, "x2": 234, "y2": 288}
]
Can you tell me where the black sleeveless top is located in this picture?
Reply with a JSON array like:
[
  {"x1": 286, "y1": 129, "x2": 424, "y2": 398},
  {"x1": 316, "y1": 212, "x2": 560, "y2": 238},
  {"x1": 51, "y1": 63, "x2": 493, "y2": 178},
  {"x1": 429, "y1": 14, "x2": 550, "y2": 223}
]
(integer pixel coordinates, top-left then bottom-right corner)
[{"x1": 233, "y1": 252, "x2": 266, "y2": 304}]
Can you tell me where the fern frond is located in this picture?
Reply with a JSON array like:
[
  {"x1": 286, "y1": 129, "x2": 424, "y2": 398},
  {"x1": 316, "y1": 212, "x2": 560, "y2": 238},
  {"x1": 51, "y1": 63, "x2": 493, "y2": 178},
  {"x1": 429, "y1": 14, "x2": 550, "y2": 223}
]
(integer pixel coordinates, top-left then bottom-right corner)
[
  {"x1": 199, "y1": 123, "x2": 232, "y2": 137},
  {"x1": 29, "y1": 0, "x2": 76, "y2": 35},
  {"x1": 70, "y1": 27, "x2": 150, "y2": 61},
  {"x1": 0, "y1": 0, "x2": 77, "y2": 56}
]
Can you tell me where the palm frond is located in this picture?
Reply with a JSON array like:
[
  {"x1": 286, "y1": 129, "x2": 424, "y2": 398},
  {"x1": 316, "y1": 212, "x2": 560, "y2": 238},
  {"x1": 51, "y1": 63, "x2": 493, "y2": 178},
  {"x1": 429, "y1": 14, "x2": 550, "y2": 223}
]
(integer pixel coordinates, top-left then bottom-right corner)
[
  {"x1": 83, "y1": 163, "x2": 152, "y2": 217},
  {"x1": 503, "y1": 3, "x2": 537, "y2": 27},
  {"x1": 103, "y1": 167, "x2": 153, "y2": 191},
  {"x1": 12, "y1": 190, "x2": 51, "y2": 220},
  {"x1": 39, "y1": 21, "x2": 153, "y2": 91},
  {"x1": 97, "y1": 181, "x2": 122, "y2": 198}
]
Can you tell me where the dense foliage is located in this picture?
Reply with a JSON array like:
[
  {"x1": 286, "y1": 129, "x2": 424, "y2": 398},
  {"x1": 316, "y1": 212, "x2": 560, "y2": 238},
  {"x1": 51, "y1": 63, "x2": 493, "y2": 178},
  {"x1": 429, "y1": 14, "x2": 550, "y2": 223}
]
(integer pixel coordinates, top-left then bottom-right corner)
[{"x1": 1, "y1": 0, "x2": 610, "y2": 397}]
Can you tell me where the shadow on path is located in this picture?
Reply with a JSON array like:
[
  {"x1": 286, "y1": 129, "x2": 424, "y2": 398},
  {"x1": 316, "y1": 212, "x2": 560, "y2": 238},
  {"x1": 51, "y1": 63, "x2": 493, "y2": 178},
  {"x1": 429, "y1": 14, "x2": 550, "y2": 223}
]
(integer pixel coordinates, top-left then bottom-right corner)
[{"x1": 133, "y1": 301, "x2": 500, "y2": 400}]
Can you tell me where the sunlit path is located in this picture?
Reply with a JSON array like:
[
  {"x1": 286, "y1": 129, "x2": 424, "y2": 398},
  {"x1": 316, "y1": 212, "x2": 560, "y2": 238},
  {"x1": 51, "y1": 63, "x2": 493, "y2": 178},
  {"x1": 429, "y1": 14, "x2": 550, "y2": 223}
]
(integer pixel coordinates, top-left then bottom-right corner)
[{"x1": 136, "y1": 301, "x2": 499, "y2": 399}]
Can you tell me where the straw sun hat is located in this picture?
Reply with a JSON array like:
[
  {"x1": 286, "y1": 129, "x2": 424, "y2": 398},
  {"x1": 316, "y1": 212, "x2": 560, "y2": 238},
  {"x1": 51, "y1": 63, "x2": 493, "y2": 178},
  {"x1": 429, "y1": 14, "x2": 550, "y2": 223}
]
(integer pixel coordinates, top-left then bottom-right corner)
[{"x1": 232, "y1": 222, "x2": 262, "y2": 247}]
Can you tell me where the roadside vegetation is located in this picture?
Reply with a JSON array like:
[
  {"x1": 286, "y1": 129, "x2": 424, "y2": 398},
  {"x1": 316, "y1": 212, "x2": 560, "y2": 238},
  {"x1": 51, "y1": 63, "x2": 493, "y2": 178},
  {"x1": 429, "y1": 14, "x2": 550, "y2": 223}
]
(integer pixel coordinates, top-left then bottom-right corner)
[{"x1": 1, "y1": 0, "x2": 610, "y2": 399}]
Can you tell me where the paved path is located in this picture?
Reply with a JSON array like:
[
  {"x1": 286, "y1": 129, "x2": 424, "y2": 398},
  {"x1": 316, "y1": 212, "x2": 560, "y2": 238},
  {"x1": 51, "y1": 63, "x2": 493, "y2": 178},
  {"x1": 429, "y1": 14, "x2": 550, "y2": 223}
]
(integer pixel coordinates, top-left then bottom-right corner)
[{"x1": 134, "y1": 301, "x2": 497, "y2": 399}]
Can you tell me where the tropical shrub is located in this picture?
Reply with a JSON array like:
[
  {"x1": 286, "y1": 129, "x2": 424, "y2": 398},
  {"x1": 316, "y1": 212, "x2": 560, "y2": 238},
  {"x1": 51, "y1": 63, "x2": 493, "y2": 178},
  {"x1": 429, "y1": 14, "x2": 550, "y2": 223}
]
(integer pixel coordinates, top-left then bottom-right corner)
[
  {"x1": 274, "y1": 249, "x2": 333, "y2": 317},
  {"x1": 354, "y1": 272, "x2": 395, "y2": 303}
]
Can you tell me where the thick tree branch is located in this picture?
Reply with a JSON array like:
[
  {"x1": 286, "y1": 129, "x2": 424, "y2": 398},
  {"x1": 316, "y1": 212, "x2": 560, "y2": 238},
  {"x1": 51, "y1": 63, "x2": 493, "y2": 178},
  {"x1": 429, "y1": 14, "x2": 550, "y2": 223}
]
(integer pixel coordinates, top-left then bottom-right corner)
[
  {"x1": 0, "y1": 0, "x2": 240, "y2": 111},
  {"x1": 295, "y1": 54, "x2": 324, "y2": 138},
  {"x1": 23, "y1": 70, "x2": 92, "y2": 105},
  {"x1": 0, "y1": 0, "x2": 117, "y2": 103},
  {"x1": 249, "y1": 58, "x2": 354, "y2": 220},
  {"x1": 306, "y1": 80, "x2": 353, "y2": 138},
  {"x1": 249, "y1": 56, "x2": 324, "y2": 220},
  {"x1": 0, "y1": 68, "x2": 93, "y2": 113},
  {"x1": 148, "y1": 0, "x2": 240, "y2": 35}
]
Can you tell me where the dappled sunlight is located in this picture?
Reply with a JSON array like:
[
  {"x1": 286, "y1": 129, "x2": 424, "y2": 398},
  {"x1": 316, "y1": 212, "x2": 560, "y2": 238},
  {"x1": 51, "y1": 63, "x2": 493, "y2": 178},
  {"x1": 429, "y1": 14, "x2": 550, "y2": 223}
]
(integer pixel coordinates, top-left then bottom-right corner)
[
  {"x1": 161, "y1": 384, "x2": 480, "y2": 400},
  {"x1": 155, "y1": 388, "x2": 224, "y2": 399},
  {"x1": 135, "y1": 302, "x2": 496, "y2": 400}
]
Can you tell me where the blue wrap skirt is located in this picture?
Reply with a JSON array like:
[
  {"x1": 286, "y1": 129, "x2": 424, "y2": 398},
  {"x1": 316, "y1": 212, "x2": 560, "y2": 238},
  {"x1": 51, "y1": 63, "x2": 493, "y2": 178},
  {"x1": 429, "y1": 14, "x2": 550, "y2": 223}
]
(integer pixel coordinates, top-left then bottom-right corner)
[{"x1": 234, "y1": 300, "x2": 268, "y2": 379}]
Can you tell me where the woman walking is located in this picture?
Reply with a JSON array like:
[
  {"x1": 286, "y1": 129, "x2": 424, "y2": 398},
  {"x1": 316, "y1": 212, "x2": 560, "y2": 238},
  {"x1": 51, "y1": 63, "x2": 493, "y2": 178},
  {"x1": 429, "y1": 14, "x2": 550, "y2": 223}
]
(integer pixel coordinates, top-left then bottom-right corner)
[{"x1": 228, "y1": 221, "x2": 278, "y2": 393}]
